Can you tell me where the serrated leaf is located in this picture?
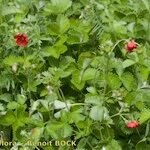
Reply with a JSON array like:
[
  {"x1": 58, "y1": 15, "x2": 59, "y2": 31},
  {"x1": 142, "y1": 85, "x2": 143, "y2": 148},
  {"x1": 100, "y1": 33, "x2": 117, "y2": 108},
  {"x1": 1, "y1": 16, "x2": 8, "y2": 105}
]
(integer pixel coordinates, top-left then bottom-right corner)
[
  {"x1": 44, "y1": 45, "x2": 67, "y2": 59},
  {"x1": 67, "y1": 20, "x2": 91, "y2": 44},
  {"x1": 48, "y1": 23, "x2": 59, "y2": 35},
  {"x1": 85, "y1": 94, "x2": 103, "y2": 105},
  {"x1": 12, "y1": 108, "x2": 29, "y2": 132},
  {"x1": 141, "y1": 0, "x2": 150, "y2": 11},
  {"x1": 86, "y1": 87, "x2": 97, "y2": 94},
  {"x1": 71, "y1": 69, "x2": 85, "y2": 90},
  {"x1": 43, "y1": 36, "x2": 67, "y2": 59},
  {"x1": 46, "y1": 122, "x2": 72, "y2": 139},
  {"x1": 30, "y1": 127, "x2": 44, "y2": 142},
  {"x1": 7, "y1": 101, "x2": 18, "y2": 110},
  {"x1": 106, "y1": 139, "x2": 122, "y2": 150},
  {"x1": 77, "y1": 52, "x2": 92, "y2": 68},
  {"x1": 57, "y1": 15, "x2": 70, "y2": 34},
  {"x1": 136, "y1": 141, "x2": 150, "y2": 150},
  {"x1": 114, "y1": 59, "x2": 123, "y2": 76},
  {"x1": 0, "y1": 111, "x2": 16, "y2": 126},
  {"x1": 139, "y1": 109, "x2": 150, "y2": 124},
  {"x1": 69, "y1": 110, "x2": 85, "y2": 123},
  {"x1": 48, "y1": 15, "x2": 70, "y2": 35},
  {"x1": 89, "y1": 106, "x2": 104, "y2": 121},
  {"x1": 3, "y1": 55, "x2": 24, "y2": 66},
  {"x1": 0, "y1": 103, "x2": 5, "y2": 111},
  {"x1": 17, "y1": 94, "x2": 26, "y2": 105},
  {"x1": 108, "y1": 73, "x2": 122, "y2": 90},
  {"x1": 122, "y1": 59, "x2": 136, "y2": 68},
  {"x1": 40, "y1": 89, "x2": 48, "y2": 97},
  {"x1": 125, "y1": 91, "x2": 137, "y2": 106},
  {"x1": 121, "y1": 72, "x2": 137, "y2": 91},
  {"x1": 82, "y1": 68, "x2": 97, "y2": 81},
  {"x1": 0, "y1": 93, "x2": 12, "y2": 102},
  {"x1": 139, "y1": 66, "x2": 150, "y2": 81},
  {"x1": 2, "y1": 6, "x2": 23, "y2": 16},
  {"x1": 44, "y1": 0, "x2": 72, "y2": 14},
  {"x1": 54, "y1": 100, "x2": 70, "y2": 109}
]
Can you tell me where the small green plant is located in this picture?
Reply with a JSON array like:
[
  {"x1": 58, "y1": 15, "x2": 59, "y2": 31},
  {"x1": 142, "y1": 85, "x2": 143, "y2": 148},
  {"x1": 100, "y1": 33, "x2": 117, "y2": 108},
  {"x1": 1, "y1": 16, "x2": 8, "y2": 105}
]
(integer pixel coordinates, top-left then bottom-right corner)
[{"x1": 0, "y1": 0, "x2": 150, "y2": 150}]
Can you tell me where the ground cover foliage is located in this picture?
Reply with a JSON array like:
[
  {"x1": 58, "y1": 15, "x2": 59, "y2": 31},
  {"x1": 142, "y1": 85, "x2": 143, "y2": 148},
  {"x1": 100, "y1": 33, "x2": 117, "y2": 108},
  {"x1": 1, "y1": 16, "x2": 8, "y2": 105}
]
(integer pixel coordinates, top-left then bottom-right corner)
[{"x1": 0, "y1": 0, "x2": 150, "y2": 149}]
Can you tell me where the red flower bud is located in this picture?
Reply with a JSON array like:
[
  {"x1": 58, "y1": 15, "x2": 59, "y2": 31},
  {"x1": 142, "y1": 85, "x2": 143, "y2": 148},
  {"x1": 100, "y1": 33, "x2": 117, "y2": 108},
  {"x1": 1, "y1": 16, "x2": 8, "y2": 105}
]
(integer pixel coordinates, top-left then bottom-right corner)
[
  {"x1": 127, "y1": 120, "x2": 139, "y2": 128},
  {"x1": 14, "y1": 33, "x2": 29, "y2": 47},
  {"x1": 125, "y1": 40, "x2": 137, "y2": 52}
]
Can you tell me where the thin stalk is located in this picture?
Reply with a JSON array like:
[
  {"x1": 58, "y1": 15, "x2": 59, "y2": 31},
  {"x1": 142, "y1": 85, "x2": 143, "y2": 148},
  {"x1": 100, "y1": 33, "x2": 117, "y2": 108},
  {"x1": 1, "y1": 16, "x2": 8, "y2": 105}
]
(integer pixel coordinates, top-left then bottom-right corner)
[
  {"x1": 103, "y1": 54, "x2": 109, "y2": 98},
  {"x1": 136, "y1": 128, "x2": 141, "y2": 137},
  {"x1": 59, "y1": 88, "x2": 70, "y2": 111},
  {"x1": 110, "y1": 39, "x2": 128, "y2": 53},
  {"x1": 70, "y1": 103, "x2": 89, "y2": 106}
]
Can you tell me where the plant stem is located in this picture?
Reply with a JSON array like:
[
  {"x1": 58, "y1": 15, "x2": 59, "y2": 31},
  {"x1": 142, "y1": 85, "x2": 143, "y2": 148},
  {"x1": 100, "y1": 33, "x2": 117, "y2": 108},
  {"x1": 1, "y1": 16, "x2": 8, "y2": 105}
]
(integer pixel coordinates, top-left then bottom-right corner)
[
  {"x1": 70, "y1": 103, "x2": 89, "y2": 106},
  {"x1": 103, "y1": 54, "x2": 109, "y2": 98},
  {"x1": 59, "y1": 88, "x2": 70, "y2": 111},
  {"x1": 110, "y1": 39, "x2": 128, "y2": 53}
]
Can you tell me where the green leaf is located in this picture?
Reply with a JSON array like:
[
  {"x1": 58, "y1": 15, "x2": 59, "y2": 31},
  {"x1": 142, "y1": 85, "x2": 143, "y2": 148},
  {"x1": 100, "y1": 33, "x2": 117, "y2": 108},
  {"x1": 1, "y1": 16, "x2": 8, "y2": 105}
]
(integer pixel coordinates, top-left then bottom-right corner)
[
  {"x1": 26, "y1": 80, "x2": 40, "y2": 92},
  {"x1": 57, "y1": 15, "x2": 70, "y2": 34},
  {"x1": 86, "y1": 86, "x2": 97, "y2": 94},
  {"x1": 136, "y1": 141, "x2": 150, "y2": 150},
  {"x1": 7, "y1": 101, "x2": 18, "y2": 110},
  {"x1": 2, "y1": 6, "x2": 23, "y2": 16},
  {"x1": 0, "y1": 103, "x2": 5, "y2": 111},
  {"x1": 114, "y1": 59, "x2": 123, "y2": 76},
  {"x1": 69, "y1": 110, "x2": 85, "y2": 123},
  {"x1": 46, "y1": 122, "x2": 72, "y2": 139},
  {"x1": 71, "y1": 69, "x2": 85, "y2": 90},
  {"x1": 89, "y1": 106, "x2": 104, "y2": 121},
  {"x1": 3, "y1": 55, "x2": 24, "y2": 66},
  {"x1": 81, "y1": 58, "x2": 92, "y2": 69},
  {"x1": 101, "y1": 125, "x2": 114, "y2": 140},
  {"x1": 40, "y1": 89, "x2": 48, "y2": 97},
  {"x1": 30, "y1": 127, "x2": 44, "y2": 142},
  {"x1": 139, "y1": 66, "x2": 150, "y2": 81},
  {"x1": 77, "y1": 138, "x2": 87, "y2": 149},
  {"x1": 77, "y1": 52, "x2": 92, "y2": 67},
  {"x1": 0, "y1": 93, "x2": 12, "y2": 102},
  {"x1": 12, "y1": 108, "x2": 29, "y2": 132},
  {"x1": 82, "y1": 68, "x2": 97, "y2": 81},
  {"x1": 47, "y1": 23, "x2": 59, "y2": 35},
  {"x1": 67, "y1": 19, "x2": 91, "y2": 44},
  {"x1": 59, "y1": 56, "x2": 75, "y2": 69},
  {"x1": 122, "y1": 59, "x2": 136, "y2": 68},
  {"x1": 54, "y1": 100, "x2": 68, "y2": 109},
  {"x1": 139, "y1": 109, "x2": 150, "y2": 124},
  {"x1": 62, "y1": 124, "x2": 72, "y2": 138},
  {"x1": 106, "y1": 139, "x2": 122, "y2": 150},
  {"x1": 125, "y1": 91, "x2": 136, "y2": 106},
  {"x1": 141, "y1": 0, "x2": 150, "y2": 11},
  {"x1": 44, "y1": 45, "x2": 67, "y2": 59},
  {"x1": 44, "y1": 0, "x2": 72, "y2": 14},
  {"x1": 108, "y1": 73, "x2": 122, "y2": 90},
  {"x1": 85, "y1": 94, "x2": 103, "y2": 105},
  {"x1": 17, "y1": 94, "x2": 26, "y2": 105},
  {"x1": 127, "y1": 22, "x2": 135, "y2": 33},
  {"x1": 0, "y1": 111, "x2": 16, "y2": 126},
  {"x1": 43, "y1": 36, "x2": 67, "y2": 59},
  {"x1": 121, "y1": 72, "x2": 137, "y2": 91},
  {"x1": 48, "y1": 15, "x2": 70, "y2": 35},
  {"x1": 112, "y1": 20, "x2": 127, "y2": 35}
]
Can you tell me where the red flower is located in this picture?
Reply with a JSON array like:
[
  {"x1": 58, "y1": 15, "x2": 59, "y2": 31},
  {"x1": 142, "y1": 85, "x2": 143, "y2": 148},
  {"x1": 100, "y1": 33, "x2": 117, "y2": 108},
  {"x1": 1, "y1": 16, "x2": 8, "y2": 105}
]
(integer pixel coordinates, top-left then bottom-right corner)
[
  {"x1": 14, "y1": 33, "x2": 29, "y2": 47},
  {"x1": 127, "y1": 121, "x2": 139, "y2": 128},
  {"x1": 125, "y1": 40, "x2": 137, "y2": 52}
]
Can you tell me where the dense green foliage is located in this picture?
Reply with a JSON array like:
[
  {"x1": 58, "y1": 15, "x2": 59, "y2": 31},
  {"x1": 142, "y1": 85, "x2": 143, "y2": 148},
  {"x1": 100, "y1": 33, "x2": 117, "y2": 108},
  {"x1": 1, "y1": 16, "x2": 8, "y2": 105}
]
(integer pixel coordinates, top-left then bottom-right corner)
[{"x1": 0, "y1": 0, "x2": 150, "y2": 149}]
